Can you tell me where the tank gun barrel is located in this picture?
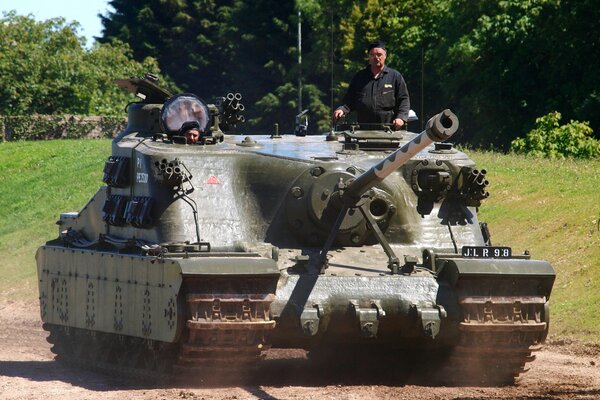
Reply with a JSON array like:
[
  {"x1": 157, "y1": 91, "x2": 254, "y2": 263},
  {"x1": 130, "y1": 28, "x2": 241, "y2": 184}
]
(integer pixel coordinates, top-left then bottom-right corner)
[{"x1": 341, "y1": 109, "x2": 459, "y2": 204}]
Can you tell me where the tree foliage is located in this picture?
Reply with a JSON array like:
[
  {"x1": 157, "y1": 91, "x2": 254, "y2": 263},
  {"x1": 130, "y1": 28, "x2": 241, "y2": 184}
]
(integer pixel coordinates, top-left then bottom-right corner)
[
  {"x1": 4, "y1": 1, "x2": 599, "y2": 148},
  {"x1": 422, "y1": 0, "x2": 600, "y2": 147},
  {"x1": 0, "y1": 11, "x2": 165, "y2": 116},
  {"x1": 100, "y1": 0, "x2": 599, "y2": 143},
  {"x1": 99, "y1": 0, "x2": 236, "y2": 96}
]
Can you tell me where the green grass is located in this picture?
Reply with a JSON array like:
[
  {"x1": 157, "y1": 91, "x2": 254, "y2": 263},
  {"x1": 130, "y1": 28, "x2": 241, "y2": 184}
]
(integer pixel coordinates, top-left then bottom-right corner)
[
  {"x1": 0, "y1": 140, "x2": 598, "y2": 342},
  {"x1": 0, "y1": 139, "x2": 110, "y2": 300},
  {"x1": 472, "y1": 152, "x2": 600, "y2": 342}
]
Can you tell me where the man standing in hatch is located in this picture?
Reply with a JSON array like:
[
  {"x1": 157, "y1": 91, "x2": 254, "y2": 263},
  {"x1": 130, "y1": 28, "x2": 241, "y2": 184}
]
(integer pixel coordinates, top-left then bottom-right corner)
[{"x1": 333, "y1": 41, "x2": 410, "y2": 130}]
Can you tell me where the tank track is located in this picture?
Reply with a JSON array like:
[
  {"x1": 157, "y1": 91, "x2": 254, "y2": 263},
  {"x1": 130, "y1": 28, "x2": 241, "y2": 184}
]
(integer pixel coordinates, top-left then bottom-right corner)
[
  {"x1": 44, "y1": 292, "x2": 276, "y2": 381},
  {"x1": 45, "y1": 324, "x2": 176, "y2": 382},
  {"x1": 178, "y1": 292, "x2": 276, "y2": 367},
  {"x1": 44, "y1": 292, "x2": 546, "y2": 385},
  {"x1": 442, "y1": 295, "x2": 549, "y2": 385}
]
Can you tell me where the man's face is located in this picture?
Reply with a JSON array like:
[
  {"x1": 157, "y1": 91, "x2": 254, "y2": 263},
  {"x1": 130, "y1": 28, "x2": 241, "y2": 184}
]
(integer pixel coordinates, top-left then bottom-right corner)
[
  {"x1": 185, "y1": 128, "x2": 200, "y2": 144},
  {"x1": 368, "y1": 47, "x2": 387, "y2": 68}
]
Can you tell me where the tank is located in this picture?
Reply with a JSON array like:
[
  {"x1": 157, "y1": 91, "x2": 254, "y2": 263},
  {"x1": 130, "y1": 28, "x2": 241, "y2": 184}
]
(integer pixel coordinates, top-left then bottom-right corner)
[{"x1": 36, "y1": 74, "x2": 555, "y2": 384}]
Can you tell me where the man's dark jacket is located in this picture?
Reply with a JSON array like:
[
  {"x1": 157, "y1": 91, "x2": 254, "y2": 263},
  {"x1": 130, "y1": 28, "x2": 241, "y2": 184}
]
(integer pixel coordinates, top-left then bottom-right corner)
[{"x1": 339, "y1": 65, "x2": 410, "y2": 124}]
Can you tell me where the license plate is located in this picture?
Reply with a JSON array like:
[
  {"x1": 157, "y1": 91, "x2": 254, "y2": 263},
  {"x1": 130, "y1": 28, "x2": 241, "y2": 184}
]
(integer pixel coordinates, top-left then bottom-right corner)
[{"x1": 461, "y1": 246, "x2": 512, "y2": 258}]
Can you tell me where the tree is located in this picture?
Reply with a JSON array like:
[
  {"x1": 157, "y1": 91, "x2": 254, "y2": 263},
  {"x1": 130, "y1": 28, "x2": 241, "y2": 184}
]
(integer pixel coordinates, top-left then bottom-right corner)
[
  {"x1": 99, "y1": 1, "x2": 237, "y2": 99},
  {"x1": 426, "y1": 0, "x2": 600, "y2": 148},
  {"x1": 304, "y1": 0, "x2": 600, "y2": 145},
  {"x1": 100, "y1": 0, "x2": 330, "y2": 133},
  {"x1": 97, "y1": 0, "x2": 599, "y2": 145},
  {"x1": 0, "y1": 11, "x2": 166, "y2": 116}
]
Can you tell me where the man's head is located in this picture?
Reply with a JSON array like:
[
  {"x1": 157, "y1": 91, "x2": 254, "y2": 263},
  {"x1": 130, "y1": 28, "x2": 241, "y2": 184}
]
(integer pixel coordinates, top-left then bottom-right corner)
[
  {"x1": 180, "y1": 121, "x2": 201, "y2": 144},
  {"x1": 184, "y1": 128, "x2": 200, "y2": 144},
  {"x1": 367, "y1": 40, "x2": 387, "y2": 69}
]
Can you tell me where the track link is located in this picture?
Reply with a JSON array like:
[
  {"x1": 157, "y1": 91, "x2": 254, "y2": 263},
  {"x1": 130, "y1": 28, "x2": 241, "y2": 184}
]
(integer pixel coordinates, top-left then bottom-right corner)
[
  {"x1": 443, "y1": 295, "x2": 549, "y2": 385},
  {"x1": 45, "y1": 324, "x2": 176, "y2": 382},
  {"x1": 44, "y1": 291, "x2": 276, "y2": 381},
  {"x1": 178, "y1": 293, "x2": 276, "y2": 367}
]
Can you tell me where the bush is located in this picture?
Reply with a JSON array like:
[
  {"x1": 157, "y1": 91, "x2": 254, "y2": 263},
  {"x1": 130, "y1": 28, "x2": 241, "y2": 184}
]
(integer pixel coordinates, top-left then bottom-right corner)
[{"x1": 510, "y1": 112, "x2": 600, "y2": 158}]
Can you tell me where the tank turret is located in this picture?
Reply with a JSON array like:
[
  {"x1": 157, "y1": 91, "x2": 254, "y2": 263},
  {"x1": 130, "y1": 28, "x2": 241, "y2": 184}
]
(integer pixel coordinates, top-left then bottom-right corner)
[
  {"x1": 37, "y1": 75, "x2": 555, "y2": 385},
  {"x1": 312, "y1": 109, "x2": 459, "y2": 273}
]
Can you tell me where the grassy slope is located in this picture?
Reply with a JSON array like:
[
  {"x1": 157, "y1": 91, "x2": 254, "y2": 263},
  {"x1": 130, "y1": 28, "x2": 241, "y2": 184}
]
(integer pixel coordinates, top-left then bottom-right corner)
[
  {"x1": 472, "y1": 152, "x2": 600, "y2": 342},
  {"x1": 0, "y1": 140, "x2": 598, "y2": 341},
  {"x1": 0, "y1": 140, "x2": 110, "y2": 300}
]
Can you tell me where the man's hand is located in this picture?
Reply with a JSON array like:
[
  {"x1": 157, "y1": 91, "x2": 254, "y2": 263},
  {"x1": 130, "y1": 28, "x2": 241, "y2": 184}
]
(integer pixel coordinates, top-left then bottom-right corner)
[
  {"x1": 393, "y1": 118, "x2": 405, "y2": 130},
  {"x1": 333, "y1": 109, "x2": 345, "y2": 121}
]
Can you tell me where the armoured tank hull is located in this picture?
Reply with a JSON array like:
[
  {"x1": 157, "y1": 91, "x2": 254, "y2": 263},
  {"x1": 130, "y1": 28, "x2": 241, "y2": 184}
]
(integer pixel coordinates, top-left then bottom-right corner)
[{"x1": 36, "y1": 77, "x2": 555, "y2": 384}]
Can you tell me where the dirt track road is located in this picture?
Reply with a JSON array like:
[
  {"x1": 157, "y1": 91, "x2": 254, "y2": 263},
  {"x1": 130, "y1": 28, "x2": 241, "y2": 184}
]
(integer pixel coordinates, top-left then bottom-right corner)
[{"x1": 1, "y1": 299, "x2": 598, "y2": 400}]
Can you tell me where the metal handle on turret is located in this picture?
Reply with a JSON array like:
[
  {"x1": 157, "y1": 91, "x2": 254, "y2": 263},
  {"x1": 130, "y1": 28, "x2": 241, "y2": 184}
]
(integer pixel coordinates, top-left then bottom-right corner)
[{"x1": 341, "y1": 109, "x2": 459, "y2": 204}]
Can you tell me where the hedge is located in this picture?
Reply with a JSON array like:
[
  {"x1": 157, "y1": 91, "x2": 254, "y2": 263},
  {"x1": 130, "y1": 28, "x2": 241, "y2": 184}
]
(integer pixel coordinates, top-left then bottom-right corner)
[{"x1": 0, "y1": 115, "x2": 127, "y2": 141}]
